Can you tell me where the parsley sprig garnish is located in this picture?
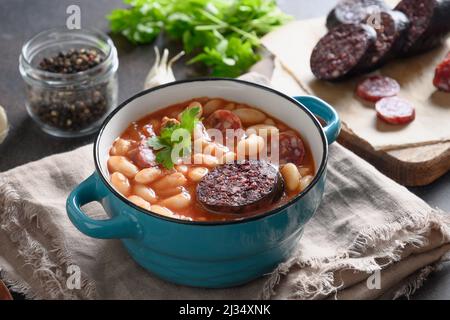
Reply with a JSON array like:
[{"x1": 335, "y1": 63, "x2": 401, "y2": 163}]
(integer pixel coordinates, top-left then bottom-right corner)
[{"x1": 147, "y1": 106, "x2": 201, "y2": 169}]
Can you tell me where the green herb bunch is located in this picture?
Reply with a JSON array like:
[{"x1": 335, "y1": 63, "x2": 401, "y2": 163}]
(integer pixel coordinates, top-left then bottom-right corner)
[{"x1": 108, "y1": 0, "x2": 292, "y2": 77}]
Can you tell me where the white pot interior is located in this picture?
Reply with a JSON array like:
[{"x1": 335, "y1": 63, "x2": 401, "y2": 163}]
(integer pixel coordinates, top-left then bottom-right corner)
[{"x1": 96, "y1": 79, "x2": 326, "y2": 180}]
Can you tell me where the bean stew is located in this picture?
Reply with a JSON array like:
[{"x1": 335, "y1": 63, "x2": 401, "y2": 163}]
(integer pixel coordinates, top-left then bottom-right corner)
[{"x1": 107, "y1": 97, "x2": 315, "y2": 222}]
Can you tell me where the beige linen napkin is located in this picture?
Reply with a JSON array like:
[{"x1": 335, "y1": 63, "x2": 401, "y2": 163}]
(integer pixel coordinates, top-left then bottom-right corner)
[{"x1": 1, "y1": 139, "x2": 450, "y2": 299}]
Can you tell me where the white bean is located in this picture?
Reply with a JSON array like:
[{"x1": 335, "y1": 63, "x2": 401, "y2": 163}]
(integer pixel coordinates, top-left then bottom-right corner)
[
  {"x1": 156, "y1": 186, "x2": 184, "y2": 198},
  {"x1": 203, "y1": 99, "x2": 224, "y2": 115},
  {"x1": 219, "y1": 152, "x2": 236, "y2": 164},
  {"x1": 202, "y1": 141, "x2": 228, "y2": 158},
  {"x1": 193, "y1": 138, "x2": 209, "y2": 155},
  {"x1": 108, "y1": 156, "x2": 139, "y2": 179},
  {"x1": 264, "y1": 118, "x2": 276, "y2": 125},
  {"x1": 246, "y1": 124, "x2": 279, "y2": 137},
  {"x1": 175, "y1": 165, "x2": 189, "y2": 175},
  {"x1": 200, "y1": 142, "x2": 216, "y2": 157},
  {"x1": 224, "y1": 103, "x2": 236, "y2": 110},
  {"x1": 128, "y1": 195, "x2": 151, "y2": 210},
  {"x1": 110, "y1": 139, "x2": 132, "y2": 156},
  {"x1": 281, "y1": 163, "x2": 301, "y2": 192},
  {"x1": 232, "y1": 108, "x2": 266, "y2": 126},
  {"x1": 299, "y1": 175, "x2": 314, "y2": 192},
  {"x1": 192, "y1": 153, "x2": 219, "y2": 167},
  {"x1": 152, "y1": 172, "x2": 187, "y2": 190},
  {"x1": 161, "y1": 168, "x2": 177, "y2": 175},
  {"x1": 133, "y1": 184, "x2": 157, "y2": 204},
  {"x1": 236, "y1": 134, "x2": 265, "y2": 159},
  {"x1": 134, "y1": 167, "x2": 162, "y2": 184},
  {"x1": 188, "y1": 167, "x2": 209, "y2": 182},
  {"x1": 160, "y1": 192, "x2": 192, "y2": 210},
  {"x1": 111, "y1": 172, "x2": 131, "y2": 196},
  {"x1": 151, "y1": 205, "x2": 174, "y2": 218},
  {"x1": 236, "y1": 140, "x2": 248, "y2": 159},
  {"x1": 299, "y1": 166, "x2": 312, "y2": 177},
  {"x1": 193, "y1": 122, "x2": 209, "y2": 141}
]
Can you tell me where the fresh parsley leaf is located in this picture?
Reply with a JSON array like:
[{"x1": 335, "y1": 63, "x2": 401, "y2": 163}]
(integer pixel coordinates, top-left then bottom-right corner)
[
  {"x1": 160, "y1": 121, "x2": 179, "y2": 143},
  {"x1": 146, "y1": 106, "x2": 201, "y2": 169},
  {"x1": 155, "y1": 147, "x2": 174, "y2": 169},
  {"x1": 180, "y1": 105, "x2": 200, "y2": 133},
  {"x1": 147, "y1": 136, "x2": 167, "y2": 150},
  {"x1": 108, "y1": 5, "x2": 164, "y2": 44},
  {"x1": 189, "y1": 37, "x2": 259, "y2": 78},
  {"x1": 107, "y1": 0, "x2": 291, "y2": 76}
]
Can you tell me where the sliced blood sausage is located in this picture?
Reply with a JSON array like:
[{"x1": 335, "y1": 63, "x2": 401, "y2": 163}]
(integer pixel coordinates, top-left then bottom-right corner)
[
  {"x1": 196, "y1": 160, "x2": 284, "y2": 214},
  {"x1": 128, "y1": 143, "x2": 157, "y2": 168},
  {"x1": 204, "y1": 109, "x2": 243, "y2": 140},
  {"x1": 326, "y1": 0, "x2": 389, "y2": 29},
  {"x1": 375, "y1": 97, "x2": 416, "y2": 125},
  {"x1": 356, "y1": 75, "x2": 401, "y2": 102},
  {"x1": 395, "y1": 0, "x2": 450, "y2": 55},
  {"x1": 359, "y1": 11, "x2": 410, "y2": 70},
  {"x1": 310, "y1": 23, "x2": 377, "y2": 81},
  {"x1": 433, "y1": 52, "x2": 450, "y2": 92},
  {"x1": 278, "y1": 132, "x2": 306, "y2": 166}
]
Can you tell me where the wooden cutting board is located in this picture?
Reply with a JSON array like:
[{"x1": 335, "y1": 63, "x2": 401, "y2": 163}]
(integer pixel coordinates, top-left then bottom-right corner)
[
  {"x1": 271, "y1": 63, "x2": 450, "y2": 187},
  {"x1": 263, "y1": 18, "x2": 450, "y2": 187},
  {"x1": 267, "y1": 55, "x2": 450, "y2": 187},
  {"x1": 338, "y1": 125, "x2": 450, "y2": 186}
]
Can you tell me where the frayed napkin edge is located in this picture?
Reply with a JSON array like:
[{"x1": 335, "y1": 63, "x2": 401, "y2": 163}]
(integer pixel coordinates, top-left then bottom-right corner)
[
  {"x1": 0, "y1": 178, "x2": 97, "y2": 300},
  {"x1": 260, "y1": 209, "x2": 450, "y2": 300}
]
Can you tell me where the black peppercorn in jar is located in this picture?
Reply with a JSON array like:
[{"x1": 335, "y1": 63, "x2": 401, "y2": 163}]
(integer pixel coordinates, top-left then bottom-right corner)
[{"x1": 19, "y1": 28, "x2": 118, "y2": 137}]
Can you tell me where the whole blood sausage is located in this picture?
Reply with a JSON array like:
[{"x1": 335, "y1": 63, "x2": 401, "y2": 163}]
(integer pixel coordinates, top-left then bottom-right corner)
[
  {"x1": 196, "y1": 160, "x2": 284, "y2": 214},
  {"x1": 433, "y1": 52, "x2": 450, "y2": 92},
  {"x1": 310, "y1": 23, "x2": 377, "y2": 81},
  {"x1": 395, "y1": 0, "x2": 450, "y2": 55},
  {"x1": 278, "y1": 132, "x2": 306, "y2": 166},
  {"x1": 359, "y1": 11, "x2": 410, "y2": 70},
  {"x1": 326, "y1": 0, "x2": 389, "y2": 29},
  {"x1": 375, "y1": 97, "x2": 416, "y2": 125},
  {"x1": 356, "y1": 75, "x2": 401, "y2": 102}
]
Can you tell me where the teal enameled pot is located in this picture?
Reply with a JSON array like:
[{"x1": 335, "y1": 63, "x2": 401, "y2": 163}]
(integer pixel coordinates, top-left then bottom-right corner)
[{"x1": 66, "y1": 78, "x2": 341, "y2": 288}]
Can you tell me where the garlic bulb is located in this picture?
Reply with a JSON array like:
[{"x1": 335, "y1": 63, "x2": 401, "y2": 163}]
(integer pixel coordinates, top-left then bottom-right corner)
[
  {"x1": 0, "y1": 105, "x2": 8, "y2": 144},
  {"x1": 144, "y1": 47, "x2": 185, "y2": 90}
]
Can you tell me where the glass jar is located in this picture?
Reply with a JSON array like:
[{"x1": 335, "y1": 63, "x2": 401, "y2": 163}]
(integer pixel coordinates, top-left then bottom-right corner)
[{"x1": 19, "y1": 28, "x2": 119, "y2": 138}]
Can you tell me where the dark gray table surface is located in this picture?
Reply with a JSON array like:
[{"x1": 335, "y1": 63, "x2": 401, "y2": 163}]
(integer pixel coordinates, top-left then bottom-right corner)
[{"x1": 0, "y1": 0, "x2": 449, "y2": 300}]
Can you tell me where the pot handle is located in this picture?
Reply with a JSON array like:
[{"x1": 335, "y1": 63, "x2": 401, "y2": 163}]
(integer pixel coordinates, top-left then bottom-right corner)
[
  {"x1": 293, "y1": 95, "x2": 341, "y2": 144},
  {"x1": 66, "y1": 173, "x2": 141, "y2": 239}
]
